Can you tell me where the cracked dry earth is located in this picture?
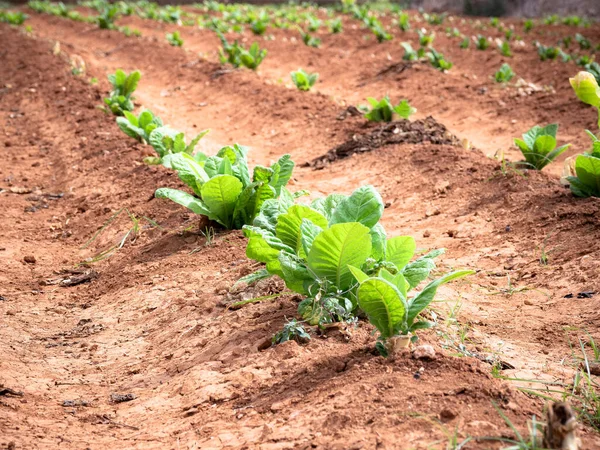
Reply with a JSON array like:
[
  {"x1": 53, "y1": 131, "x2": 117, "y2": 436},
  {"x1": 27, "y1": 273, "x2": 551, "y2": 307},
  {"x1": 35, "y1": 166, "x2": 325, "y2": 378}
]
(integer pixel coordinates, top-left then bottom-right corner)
[{"x1": 1, "y1": 9, "x2": 600, "y2": 450}]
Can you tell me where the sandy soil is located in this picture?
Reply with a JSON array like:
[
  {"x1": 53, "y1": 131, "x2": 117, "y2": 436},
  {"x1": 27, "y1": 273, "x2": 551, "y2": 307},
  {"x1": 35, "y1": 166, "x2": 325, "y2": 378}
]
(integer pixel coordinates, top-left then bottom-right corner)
[{"x1": 1, "y1": 7, "x2": 600, "y2": 449}]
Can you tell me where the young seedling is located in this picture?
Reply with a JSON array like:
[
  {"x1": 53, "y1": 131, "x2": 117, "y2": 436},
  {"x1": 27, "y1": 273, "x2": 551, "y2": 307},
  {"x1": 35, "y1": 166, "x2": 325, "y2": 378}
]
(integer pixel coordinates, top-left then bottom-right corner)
[
  {"x1": 494, "y1": 63, "x2": 515, "y2": 83},
  {"x1": 459, "y1": 36, "x2": 469, "y2": 49},
  {"x1": 96, "y1": 5, "x2": 118, "y2": 29},
  {"x1": 349, "y1": 264, "x2": 473, "y2": 356},
  {"x1": 576, "y1": 33, "x2": 591, "y2": 50},
  {"x1": 0, "y1": 10, "x2": 28, "y2": 25},
  {"x1": 299, "y1": 28, "x2": 321, "y2": 48},
  {"x1": 524, "y1": 19, "x2": 533, "y2": 32},
  {"x1": 218, "y1": 32, "x2": 267, "y2": 70},
  {"x1": 166, "y1": 30, "x2": 183, "y2": 46},
  {"x1": 418, "y1": 29, "x2": 435, "y2": 47},
  {"x1": 537, "y1": 44, "x2": 559, "y2": 61},
  {"x1": 401, "y1": 42, "x2": 419, "y2": 61},
  {"x1": 513, "y1": 124, "x2": 570, "y2": 170},
  {"x1": 327, "y1": 17, "x2": 342, "y2": 33},
  {"x1": 397, "y1": 11, "x2": 410, "y2": 31},
  {"x1": 362, "y1": 96, "x2": 416, "y2": 122},
  {"x1": 427, "y1": 49, "x2": 453, "y2": 71},
  {"x1": 475, "y1": 34, "x2": 489, "y2": 50},
  {"x1": 103, "y1": 69, "x2": 141, "y2": 116},
  {"x1": 499, "y1": 40, "x2": 512, "y2": 57},
  {"x1": 290, "y1": 69, "x2": 318, "y2": 91}
]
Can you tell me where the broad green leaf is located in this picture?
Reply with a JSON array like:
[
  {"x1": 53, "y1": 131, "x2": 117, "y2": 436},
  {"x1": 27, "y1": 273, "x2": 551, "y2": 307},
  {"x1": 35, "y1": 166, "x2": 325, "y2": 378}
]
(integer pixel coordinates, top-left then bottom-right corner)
[
  {"x1": 386, "y1": 236, "x2": 416, "y2": 270},
  {"x1": 162, "y1": 153, "x2": 209, "y2": 195},
  {"x1": 402, "y1": 248, "x2": 445, "y2": 289},
  {"x1": 116, "y1": 116, "x2": 142, "y2": 140},
  {"x1": 299, "y1": 218, "x2": 323, "y2": 258},
  {"x1": 122, "y1": 110, "x2": 138, "y2": 126},
  {"x1": 329, "y1": 185, "x2": 384, "y2": 228},
  {"x1": 278, "y1": 252, "x2": 312, "y2": 295},
  {"x1": 203, "y1": 156, "x2": 223, "y2": 178},
  {"x1": 311, "y1": 193, "x2": 346, "y2": 220},
  {"x1": 155, "y1": 188, "x2": 212, "y2": 217},
  {"x1": 348, "y1": 265, "x2": 369, "y2": 284},
  {"x1": 570, "y1": 71, "x2": 600, "y2": 107},
  {"x1": 522, "y1": 125, "x2": 541, "y2": 150},
  {"x1": 253, "y1": 165, "x2": 273, "y2": 183},
  {"x1": 357, "y1": 278, "x2": 407, "y2": 339},
  {"x1": 244, "y1": 225, "x2": 294, "y2": 260},
  {"x1": 275, "y1": 205, "x2": 328, "y2": 253},
  {"x1": 407, "y1": 270, "x2": 474, "y2": 325},
  {"x1": 137, "y1": 110, "x2": 153, "y2": 129},
  {"x1": 533, "y1": 135, "x2": 556, "y2": 155},
  {"x1": 308, "y1": 222, "x2": 372, "y2": 290},
  {"x1": 573, "y1": 154, "x2": 600, "y2": 197},
  {"x1": 200, "y1": 175, "x2": 243, "y2": 228},
  {"x1": 370, "y1": 223, "x2": 387, "y2": 260},
  {"x1": 245, "y1": 183, "x2": 276, "y2": 222},
  {"x1": 219, "y1": 157, "x2": 233, "y2": 175},
  {"x1": 217, "y1": 145, "x2": 238, "y2": 164}
]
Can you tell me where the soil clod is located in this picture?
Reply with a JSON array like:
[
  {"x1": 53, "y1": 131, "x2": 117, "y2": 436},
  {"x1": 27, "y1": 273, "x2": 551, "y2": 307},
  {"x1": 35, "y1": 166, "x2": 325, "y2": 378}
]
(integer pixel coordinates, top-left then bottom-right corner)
[
  {"x1": 110, "y1": 393, "x2": 136, "y2": 404},
  {"x1": 307, "y1": 117, "x2": 460, "y2": 169}
]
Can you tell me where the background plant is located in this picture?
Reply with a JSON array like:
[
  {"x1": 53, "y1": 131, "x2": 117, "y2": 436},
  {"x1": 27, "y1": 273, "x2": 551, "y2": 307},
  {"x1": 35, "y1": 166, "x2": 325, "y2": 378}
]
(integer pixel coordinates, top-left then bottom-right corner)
[
  {"x1": 494, "y1": 63, "x2": 515, "y2": 83},
  {"x1": 104, "y1": 69, "x2": 141, "y2": 116},
  {"x1": 362, "y1": 97, "x2": 416, "y2": 122},
  {"x1": 514, "y1": 124, "x2": 570, "y2": 170},
  {"x1": 290, "y1": 69, "x2": 318, "y2": 91},
  {"x1": 166, "y1": 30, "x2": 183, "y2": 46}
]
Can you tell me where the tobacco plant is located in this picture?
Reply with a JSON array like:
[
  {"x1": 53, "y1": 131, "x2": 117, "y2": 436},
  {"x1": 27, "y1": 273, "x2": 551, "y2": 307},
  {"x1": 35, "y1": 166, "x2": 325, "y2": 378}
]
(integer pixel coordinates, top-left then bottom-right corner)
[
  {"x1": 537, "y1": 44, "x2": 559, "y2": 61},
  {"x1": 0, "y1": 11, "x2": 28, "y2": 25},
  {"x1": 116, "y1": 109, "x2": 163, "y2": 143},
  {"x1": 290, "y1": 69, "x2": 318, "y2": 91},
  {"x1": 494, "y1": 63, "x2": 515, "y2": 83},
  {"x1": 349, "y1": 264, "x2": 472, "y2": 355},
  {"x1": 427, "y1": 49, "x2": 452, "y2": 71},
  {"x1": 397, "y1": 11, "x2": 410, "y2": 31},
  {"x1": 362, "y1": 97, "x2": 416, "y2": 122},
  {"x1": 166, "y1": 30, "x2": 183, "y2": 46},
  {"x1": 241, "y1": 185, "x2": 471, "y2": 331},
  {"x1": 104, "y1": 69, "x2": 141, "y2": 116},
  {"x1": 513, "y1": 124, "x2": 570, "y2": 170},
  {"x1": 300, "y1": 29, "x2": 321, "y2": 48},
  {"x1": 218, "y1": 32, "x2": 266, "y2": 70},
  {"x1": 327, "y1": 17, "x2": 342, "y2": 34},
  {"x1": 475, "y1": 35, "x2": 489, "y2": 50},
  {"x1": 156, "y1": 147, "x2": 295, "y2": 229}
]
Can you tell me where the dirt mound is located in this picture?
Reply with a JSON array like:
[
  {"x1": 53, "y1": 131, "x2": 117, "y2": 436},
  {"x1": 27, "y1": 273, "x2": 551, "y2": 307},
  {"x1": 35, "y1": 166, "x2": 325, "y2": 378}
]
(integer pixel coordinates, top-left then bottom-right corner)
[{"x1": 308, "y1": 116, "x2": 460, "y2": 169}]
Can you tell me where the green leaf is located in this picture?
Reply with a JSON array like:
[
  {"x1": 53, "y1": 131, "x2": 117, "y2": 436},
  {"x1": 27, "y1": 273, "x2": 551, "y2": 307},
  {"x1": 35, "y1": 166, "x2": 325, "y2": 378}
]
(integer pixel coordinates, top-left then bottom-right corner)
[
  {"x1": 278, "y1": 252, "x2": 312, "y2": 294},
  {"x1": 299, "y1": 218, "x2": 323, "y2": 258},
  {"x1": 200, "y1": 175, "x2": 243, "y2": 228},
  {"x1": 245, "y1": 183, "x2": 276, "y2": 222},
  {"x1": 123, "y1": 70, "x2": 141, "y2": 97},
  {"x1": 162, "y1": 153, "x2": 209, "y2": 196},
  {"x1": 311, "y1": 193, "x2": 346, "y2": 220},
  {"x1": 155, "y1": 188, "x2": 212, "y2": 217},
  {"x1": 357, "y1": 278, "x2": 407, "y2": 339},
  {"x1": 275, "y1": 205, "x2": 328, "y2": 253},
  {"x1": 329, "y1": 185, "x2": 384, "y2": 228},
  {"x1": 407, "y1": 270, "x2": 474, "y2": 325},
  {"x1": 572, "y1": 154, "x2": 600, "y2": 197},
  {"x1": 253, "y1": 165, "x2": 273, "y2": 183},
  {"x1": 185, "y1": 129, "x2": 210, "y2": 154},
  {"x1": 385, "y1": 236, "x2": 416, "y2": 271},
  {"x1": 370, "y1": 223, "x2": 387, "y2": 260},
  {"x1": 348, "y1": 265, "x2": 369, "y2": 284},
  {"x1": 270, "y1": 154, "x2": 294, "y2": 194},
  {"x1": 533, "y1": 135, "x2": 556, "y2": 155},
  {"x1": 402, "y1": 249, "x2": 445, "y2": 289},
  {"x1": 307, "y1": 222, "x2": 372, "y2": 291}
]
